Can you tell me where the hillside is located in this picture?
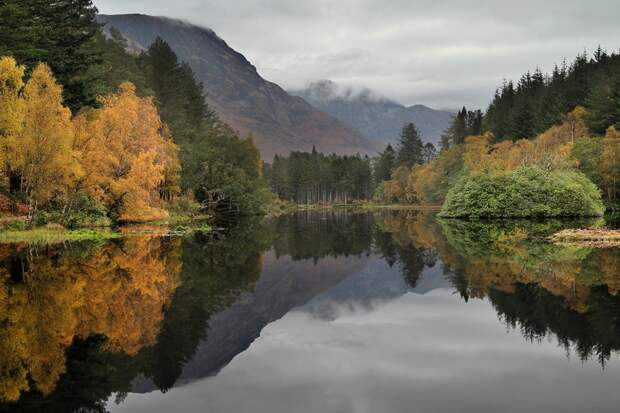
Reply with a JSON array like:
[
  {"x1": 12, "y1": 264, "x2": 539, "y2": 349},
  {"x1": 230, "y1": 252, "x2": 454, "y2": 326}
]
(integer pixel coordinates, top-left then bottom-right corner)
[
  {"x1": 291, "y1": 80, "x2": 453, "y2": 147},
  {"x1": 97, "y1": 14, "x2": 379, "y2": 160}
]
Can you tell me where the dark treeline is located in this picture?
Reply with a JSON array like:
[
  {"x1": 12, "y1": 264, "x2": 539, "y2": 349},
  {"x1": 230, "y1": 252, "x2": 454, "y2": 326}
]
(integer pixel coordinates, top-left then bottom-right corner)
[
  {"x1": 266, "y1": 121, "x2": 439, "y2": 205},
  {"x1": 268, "y1": 149, "x2": 373, "y2": 204},
  {"x1": 484, "y1": 47, "x2": 620, "y2": 141}
]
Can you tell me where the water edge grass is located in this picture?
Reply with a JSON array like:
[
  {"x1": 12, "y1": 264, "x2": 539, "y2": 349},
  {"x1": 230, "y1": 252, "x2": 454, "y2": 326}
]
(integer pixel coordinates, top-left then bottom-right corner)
[{"x1": 0, "y1": 228, "x2": 122, "y2": 244}]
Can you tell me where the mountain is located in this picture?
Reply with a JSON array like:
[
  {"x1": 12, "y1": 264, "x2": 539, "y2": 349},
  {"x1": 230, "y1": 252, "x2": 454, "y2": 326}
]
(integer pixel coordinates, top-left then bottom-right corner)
[
  {"x1": 290, "y1": 80, "x2": 454, "y2": 147},
  {"x1": 96, "y1": 14, "x2": 379, "y2": 160}
]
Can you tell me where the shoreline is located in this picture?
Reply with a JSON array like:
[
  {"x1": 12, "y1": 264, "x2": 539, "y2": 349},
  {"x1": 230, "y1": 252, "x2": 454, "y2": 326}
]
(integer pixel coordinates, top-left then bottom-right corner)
[{"x1": 0, "y1": 213, "x2": 212, "y2": 245}]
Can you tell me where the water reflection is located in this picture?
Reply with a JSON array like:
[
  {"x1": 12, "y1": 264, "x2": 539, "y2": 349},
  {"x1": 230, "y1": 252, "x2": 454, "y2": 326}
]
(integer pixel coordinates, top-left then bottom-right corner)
[
  {"x1": 1, "y1": 211, "x2": 620, "y2": 412},
  {"x1": 0, "y1": 236, "x2": 181, "y2": 405}
]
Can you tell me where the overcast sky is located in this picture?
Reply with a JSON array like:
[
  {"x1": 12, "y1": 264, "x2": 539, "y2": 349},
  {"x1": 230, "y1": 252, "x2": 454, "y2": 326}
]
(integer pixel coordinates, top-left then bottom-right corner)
[{"x1": 95, "y1": 0, "x2": 620, "y2": 109}]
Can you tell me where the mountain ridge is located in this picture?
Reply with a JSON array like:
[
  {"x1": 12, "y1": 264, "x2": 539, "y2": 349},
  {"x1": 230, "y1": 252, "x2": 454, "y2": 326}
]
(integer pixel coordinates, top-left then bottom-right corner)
[
  {"x1": 290, "y1": 79, "x2": 453, "y2": 147},
  {"x1": 97, "y1": 14, "x2": 380, "y2": 160}
]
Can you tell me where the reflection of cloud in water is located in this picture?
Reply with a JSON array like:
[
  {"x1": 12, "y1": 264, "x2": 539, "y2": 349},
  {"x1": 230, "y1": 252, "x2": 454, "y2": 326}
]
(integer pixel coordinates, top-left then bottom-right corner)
[{"x1": 109, "y1": 290, "x2": 620, "y2": 413}]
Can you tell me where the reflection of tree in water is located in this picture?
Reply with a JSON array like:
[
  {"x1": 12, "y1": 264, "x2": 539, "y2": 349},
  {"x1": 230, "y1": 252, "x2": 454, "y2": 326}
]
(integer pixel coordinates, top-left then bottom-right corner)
[
  {"x1": 438, "y1": 218, "x2": 620, "y2": 366},
  {"x1": 0, "y1": 236, "x2": 182, "y2": 410},
  {"x1": 1, "y1": 218, "x2": 274, "y2": 412},
  {"x1": 272, "y1": 210, "x2": 374, "y2": 261},
  {"x1": 373, "y1": 210, "x2": 437, "y2": 288},
  {"x1": 490, "y1": 283, "x2": 620, "y2": 365},
  {"x1": 144, "y1": 217, "x2": 273, "y2": 392},
  {"x1": 373, "y1": 212, "x2": 620, "y2": 365}
]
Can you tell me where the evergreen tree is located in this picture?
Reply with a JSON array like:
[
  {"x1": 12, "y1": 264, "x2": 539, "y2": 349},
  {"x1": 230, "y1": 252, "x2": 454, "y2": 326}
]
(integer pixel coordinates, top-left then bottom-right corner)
[
  {"x1": 441, "y1": 107, "x2": 482, "y2": 149},
  {"x1": 508, "y1": 99, "x2": 536, "y2": 139},
  {"x1": 484, "y1": 81, "x2": 515, "y2": 141},
  {"x1": 467, "y1": 109, "x2": 483, "y2": 136},
  {"x1": 374, "y1": 144, "x2": 396, "y2": 183},
  {"x1": 97, "y1": 28, "x2": 149, "y2": 95},
  {"x1": 612, "y1": 77, "x2": 620, "y2": 131},
  {"x1": 268, "y1": 151, "x2": 373, "y2": 204},
  {"x1": 0, "y1": 0, "x2": 49, "y2": 66},
  {"x1": 422, "y1": 142, "x2": 437, "y2": 163},
  {"x1": 0, "y1": 0, "x2": 104, "y2": 111},
  {"x1": 144, "y1": 38, "x2": 211, "y2": 138},
  {"x1": 396, "y1": 123, "x2": 424, "y2": 168},
  {"x1": 484, "y1": 47, "x2": 620, "y2": 139},
  {"x1": 586, "y1": 77, "x2": 616, "y2": 135}
]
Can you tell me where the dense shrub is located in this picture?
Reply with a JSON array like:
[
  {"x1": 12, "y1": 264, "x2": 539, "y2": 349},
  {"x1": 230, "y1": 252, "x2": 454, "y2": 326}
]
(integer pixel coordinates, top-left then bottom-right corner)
[{"x1": 440, "y1": 166, "x2": 605, "y2": 218}]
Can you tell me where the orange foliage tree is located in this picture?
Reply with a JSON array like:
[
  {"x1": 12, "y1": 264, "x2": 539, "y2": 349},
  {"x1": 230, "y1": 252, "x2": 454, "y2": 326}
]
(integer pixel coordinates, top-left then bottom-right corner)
[
  {"x1": 72, "y1": 82, "x2": 179, "y2": 222},
  {"x1": 0, "y1": 57, "x2": 180, "y2": 223},
  {"x1": 0, "y1": 60, "x2": 76, "y2": 215}
]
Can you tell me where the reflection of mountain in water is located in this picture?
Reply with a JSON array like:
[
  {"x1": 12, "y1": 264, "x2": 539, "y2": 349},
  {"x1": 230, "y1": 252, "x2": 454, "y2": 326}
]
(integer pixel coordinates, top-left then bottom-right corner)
[
  {"x1": 301, "y1": 258, "x2": 451, "y2": 320},
  {"x1": 176, "y1": 251, "x2": 370, "y2": 384},
  {"x1": 134, "y1": 250, "x2": 371, "y2": 392},
  {"x1": 413, "y1": 265, "x2": 452, "y2": 294}
]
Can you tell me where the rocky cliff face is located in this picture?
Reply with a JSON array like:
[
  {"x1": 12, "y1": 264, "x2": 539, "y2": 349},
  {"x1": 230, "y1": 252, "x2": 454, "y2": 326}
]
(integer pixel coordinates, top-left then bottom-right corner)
[
  {"x1": 97, "y1": 14, "x2": 379, "y2": 160},
  {"x1": 291, "y1": 80, "x2": 453, "y2": 147}
]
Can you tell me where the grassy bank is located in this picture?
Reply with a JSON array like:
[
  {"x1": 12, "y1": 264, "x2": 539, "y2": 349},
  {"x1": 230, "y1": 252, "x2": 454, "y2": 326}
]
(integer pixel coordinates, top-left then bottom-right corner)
[
  {"x1": 0, "y1": 208, "x2": 212, "y2": 244},
  {"x1": 0, "y1": 228, "x2": 122, "y2": 245}
]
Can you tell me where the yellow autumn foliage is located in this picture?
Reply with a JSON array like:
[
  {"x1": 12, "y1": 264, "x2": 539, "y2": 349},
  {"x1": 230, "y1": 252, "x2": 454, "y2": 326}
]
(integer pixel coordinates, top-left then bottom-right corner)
[
  {"x1": 0, "y1": 57, "x2": 25, "y2": 169},
  {"x1": 402, "y1": 107, "x2": 588, "y2": 205},
  {"x1": 73, "y1": 82, "x2": 179, "y2": 222},
  {"x1": 0, "y1": 60, "x2": 76, "y2": 211},
  {"x1": 0, "y1": 57, "x2": 180, "y2": 221}
]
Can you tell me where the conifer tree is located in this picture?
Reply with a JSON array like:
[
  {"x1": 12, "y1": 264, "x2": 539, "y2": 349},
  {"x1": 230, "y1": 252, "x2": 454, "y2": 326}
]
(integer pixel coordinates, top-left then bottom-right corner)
[
  {"x1": 374, "y1": 144, "x2": 396, "y2": 183},
  {"x1": 586, "y1": 78, "x2": 616, "y2": 135},
  {"x1": 0, "y1": 0, "x2": 104, "y2": 111},
  {"x1": 396, "y1": 123, "x2": 424, "y2": 168}
]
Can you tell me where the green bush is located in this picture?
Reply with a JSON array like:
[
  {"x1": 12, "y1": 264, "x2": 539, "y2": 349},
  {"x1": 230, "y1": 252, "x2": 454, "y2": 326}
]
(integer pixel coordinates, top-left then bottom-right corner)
[
  {"x1": 36, "y1": 194, "x2": 111, "y2": 228},
  {"x1": 6, "y1": 219, "x2": 27, "y2": 231},
  {"x1": 170, "y1": 196, "x2": 202, "y2": 215},
  {"x1": 440, "y1": 166, "x2": 605, "y2": 218}
]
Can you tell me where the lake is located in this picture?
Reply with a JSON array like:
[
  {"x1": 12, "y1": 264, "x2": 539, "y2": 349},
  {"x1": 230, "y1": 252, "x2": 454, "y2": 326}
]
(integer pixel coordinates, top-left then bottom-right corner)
[{"x1": 2, "y1": 210, "x2": 620, "y2": 412}]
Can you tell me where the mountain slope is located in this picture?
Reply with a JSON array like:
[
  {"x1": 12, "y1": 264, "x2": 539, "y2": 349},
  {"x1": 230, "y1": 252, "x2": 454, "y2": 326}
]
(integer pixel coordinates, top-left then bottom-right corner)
[
  {"x1": 97, "y1": 14, "x2": 379, "y2": 160},
  {"x1": 290, "y1": 80, "x2": 453, "y2": 147}
]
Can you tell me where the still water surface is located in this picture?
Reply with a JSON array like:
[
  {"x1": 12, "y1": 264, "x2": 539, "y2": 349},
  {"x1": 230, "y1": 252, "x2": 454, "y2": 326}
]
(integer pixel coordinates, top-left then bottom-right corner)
[{"x1": 2, "y1": 211, "x2": 620, "y2": 412}]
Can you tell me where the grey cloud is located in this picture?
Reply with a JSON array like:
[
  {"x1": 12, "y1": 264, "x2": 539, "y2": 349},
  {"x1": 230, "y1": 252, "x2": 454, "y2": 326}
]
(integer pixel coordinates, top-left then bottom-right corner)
[{"x1": 95, "y1": 0, "x2": 620, "y2": 109}]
